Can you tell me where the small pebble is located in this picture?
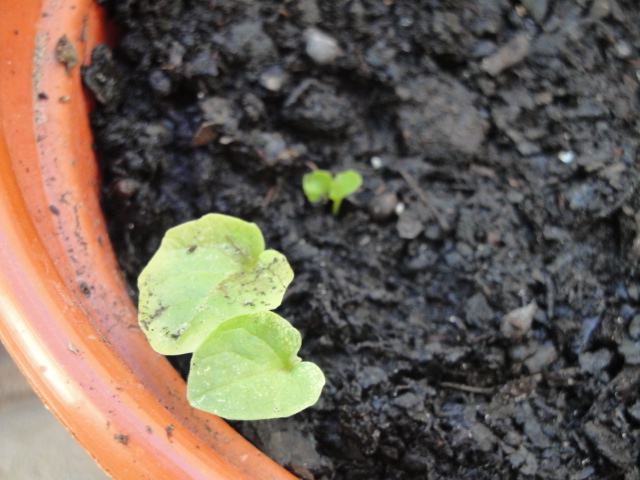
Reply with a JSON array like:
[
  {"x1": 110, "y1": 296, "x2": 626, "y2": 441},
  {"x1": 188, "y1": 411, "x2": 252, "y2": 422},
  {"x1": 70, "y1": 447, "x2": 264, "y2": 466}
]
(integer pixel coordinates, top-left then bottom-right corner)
[
  {"x1": 521, "y1": 0, "x2": 547, "y2": 23},
  {"x1": 111, "y1": 178, "x2": 140, "y2": 199},
  {"x1": 148, "y1": 69, "x2": 172, "y2": 96},
  {"x1": 558, "y1": 151, "x2": 575, "y2": 164},
  {"x1": 358, "y1": 235, "x2": 371, "y2": 246},
  {"x1": 304, "y1": 28, "x2": 341, "y2": 65},
  {"x1": 370, "y1": 156, "x2": 383, "y2": 169},
  {"x1": 500, "y1": 302, "x2": 538, "y2": 340},
  {"x1": 369, "y1": 192, "x2": 398, "y2": 220},
  {"x1": 614, "y1": 41, "x2": 633, "y2": 59},
  {"x1": 482, "y1": 33, "x2": 531, "y2": 76},
  {"x1": 256, "y1": 132, "x2": 287, "y2": 165},
  {"x1": 589, "y1": 0, "x2": 611, "y2": 19},
  {"x1": 259, "y1": 65, "x2": 287, "y2": 92},
  {"x1": 396, "y1": 209, "x2": 423, "y2": 239},
  {"x1": 393, "y1": 392, "x2": 422, "y2": 410},
  {"x1": 191, "y1": 122, "x2": 218, "y2": 147},
  {"x1": 465, "y1": 293, "x2": 494, "y2": 327}
]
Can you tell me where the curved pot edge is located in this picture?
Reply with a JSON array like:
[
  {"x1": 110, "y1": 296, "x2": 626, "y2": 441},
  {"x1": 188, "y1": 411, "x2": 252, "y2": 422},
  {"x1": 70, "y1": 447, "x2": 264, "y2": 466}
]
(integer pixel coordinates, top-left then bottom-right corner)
[{"x1": 0, "y1": 1, "x2": 298, "y2": 479}]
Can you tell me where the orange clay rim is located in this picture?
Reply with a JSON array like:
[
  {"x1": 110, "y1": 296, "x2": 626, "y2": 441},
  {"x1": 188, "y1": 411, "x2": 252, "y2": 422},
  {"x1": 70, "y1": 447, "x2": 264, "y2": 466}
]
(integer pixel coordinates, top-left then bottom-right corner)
[{"x1": 0, "y1": 1, "x2": 298, "y2": 479}]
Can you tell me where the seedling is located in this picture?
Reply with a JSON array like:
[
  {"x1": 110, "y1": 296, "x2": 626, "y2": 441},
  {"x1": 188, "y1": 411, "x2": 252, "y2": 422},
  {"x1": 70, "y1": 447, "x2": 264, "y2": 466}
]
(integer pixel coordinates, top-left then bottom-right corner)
[
  {"x1": 302, "y1": 169, "x2": 362, "y2": 215},
  {"x1": 138, "y1": 213, "x2": 325, "y2": 420}
]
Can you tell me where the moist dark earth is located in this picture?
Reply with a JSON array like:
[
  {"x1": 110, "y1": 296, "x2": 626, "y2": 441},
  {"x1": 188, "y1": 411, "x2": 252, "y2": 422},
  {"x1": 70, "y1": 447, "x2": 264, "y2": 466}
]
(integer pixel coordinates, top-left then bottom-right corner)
[{"x1": 84, "y1": 1, "x2": 640, "y2": 478}]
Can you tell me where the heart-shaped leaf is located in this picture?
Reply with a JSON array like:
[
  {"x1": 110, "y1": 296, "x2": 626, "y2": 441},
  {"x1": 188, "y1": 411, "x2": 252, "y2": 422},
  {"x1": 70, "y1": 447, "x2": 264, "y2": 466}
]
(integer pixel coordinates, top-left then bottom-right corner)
[
  {"x1": 137, "y1": 214, "x2": 294, "y2": 355},
  {"x1": 187, "y1": 311, "x2": 325, "y2": 420}
]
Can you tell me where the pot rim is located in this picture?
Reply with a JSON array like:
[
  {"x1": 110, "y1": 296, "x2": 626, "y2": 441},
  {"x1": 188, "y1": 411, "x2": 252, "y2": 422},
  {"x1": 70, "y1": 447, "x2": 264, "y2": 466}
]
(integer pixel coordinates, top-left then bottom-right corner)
[{"x1": 0, "y1": 1, "x2": 298, "y2": 479}]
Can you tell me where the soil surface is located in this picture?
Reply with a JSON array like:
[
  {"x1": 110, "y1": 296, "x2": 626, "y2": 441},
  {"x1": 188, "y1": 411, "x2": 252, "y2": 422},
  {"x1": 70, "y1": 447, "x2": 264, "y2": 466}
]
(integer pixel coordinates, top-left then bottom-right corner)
[{"x1": 85, "y1": 1, "x2": 640, "y2": 478}]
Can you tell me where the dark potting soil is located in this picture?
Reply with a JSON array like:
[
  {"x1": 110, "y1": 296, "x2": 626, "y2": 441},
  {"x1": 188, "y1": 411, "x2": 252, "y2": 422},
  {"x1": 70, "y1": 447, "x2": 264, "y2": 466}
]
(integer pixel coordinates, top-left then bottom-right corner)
[{"x1": 84, "y1": 1, "x2": 640, "y2": 478}]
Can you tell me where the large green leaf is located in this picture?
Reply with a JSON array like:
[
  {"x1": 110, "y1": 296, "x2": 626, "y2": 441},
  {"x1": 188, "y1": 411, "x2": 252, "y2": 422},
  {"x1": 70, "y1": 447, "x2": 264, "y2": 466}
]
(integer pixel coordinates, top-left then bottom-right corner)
[
  {"x1": 187, "y1": 311, "x2": 325, "y2": 420},
  {"x1": 137, "y1": 214, "x2": 294, "y2": 355}
]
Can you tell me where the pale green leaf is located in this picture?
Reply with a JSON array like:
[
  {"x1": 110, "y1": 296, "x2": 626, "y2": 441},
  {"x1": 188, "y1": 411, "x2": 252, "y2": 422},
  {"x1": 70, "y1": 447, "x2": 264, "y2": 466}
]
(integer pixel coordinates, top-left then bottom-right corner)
[
  {"x1": 302, "y1": 170, "x2": 333, "y2": 203},
  {"x1": 137, "y1": 214, "x2": 294, "y2": 355},
  {"x1": 329, "y1": 169, "x2": 362, "y2": 215},
  {"x1": 187, "y1": 311, "x2": 325, "y2": 420}
]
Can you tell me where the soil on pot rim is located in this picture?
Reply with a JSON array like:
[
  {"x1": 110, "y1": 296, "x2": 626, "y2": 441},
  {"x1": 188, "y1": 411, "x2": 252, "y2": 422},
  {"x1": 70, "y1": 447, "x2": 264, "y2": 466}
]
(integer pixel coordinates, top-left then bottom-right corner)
[{"x1": 84, "y1": 1, "x2": 640, "y2": 478}]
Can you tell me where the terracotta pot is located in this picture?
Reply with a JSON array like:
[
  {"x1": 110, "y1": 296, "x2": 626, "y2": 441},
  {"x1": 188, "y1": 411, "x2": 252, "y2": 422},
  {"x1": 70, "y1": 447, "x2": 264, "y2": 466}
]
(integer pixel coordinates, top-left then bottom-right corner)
[{"x1": 0, "y1": 1, "x2": 297, "y2": 479}]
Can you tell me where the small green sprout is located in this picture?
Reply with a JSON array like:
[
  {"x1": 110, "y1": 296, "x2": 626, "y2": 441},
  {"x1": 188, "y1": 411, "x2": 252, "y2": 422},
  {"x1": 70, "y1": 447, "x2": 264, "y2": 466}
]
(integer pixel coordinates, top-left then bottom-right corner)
[
  {"x1": 138, "y1": 213, "x2": 325, "y2": 420},
  {"x1": 302, "y1": 169, "x2": 363, "y2": 215}
]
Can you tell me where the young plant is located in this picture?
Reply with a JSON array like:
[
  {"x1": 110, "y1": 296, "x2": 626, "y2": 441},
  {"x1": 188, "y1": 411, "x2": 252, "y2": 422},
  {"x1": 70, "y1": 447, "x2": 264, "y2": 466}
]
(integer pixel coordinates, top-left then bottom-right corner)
[
  {"x1": 302, "y1": 169, "x2": 362, "y2": 215},
  {"x1": 138, "y1": 213, "x2": 325, "y2": 420}
]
